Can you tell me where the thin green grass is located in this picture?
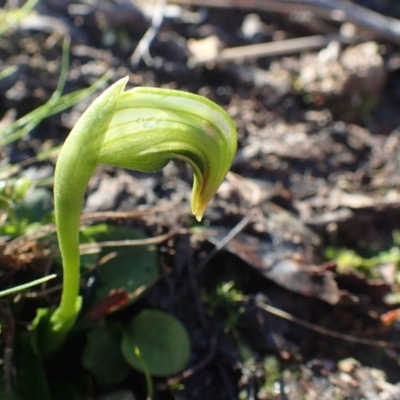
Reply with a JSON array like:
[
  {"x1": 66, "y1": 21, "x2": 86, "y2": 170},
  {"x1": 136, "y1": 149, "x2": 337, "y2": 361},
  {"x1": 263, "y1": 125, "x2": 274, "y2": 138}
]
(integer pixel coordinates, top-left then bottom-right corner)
[
  {"x1": 0, "y1": 38, "x2": 110, "y2": 148},
  {"x1": 0, "y1": 65, "x2": 17, "y2": 81},
  {"x1": 0, "y1": 0, "x2": 38, "y2": 37},
  {"x1": 0, "y1": 37, "x2": 111, "y2": 179},
  {"x1": 134, "y1": 346, "x2": 154, "y2": 400},
  {"x1": 0, "y1": 28, "x2": 110, "y2": 298},
  {"x1": 0, "y1": 274, "x2": 56, "y2": 298}
]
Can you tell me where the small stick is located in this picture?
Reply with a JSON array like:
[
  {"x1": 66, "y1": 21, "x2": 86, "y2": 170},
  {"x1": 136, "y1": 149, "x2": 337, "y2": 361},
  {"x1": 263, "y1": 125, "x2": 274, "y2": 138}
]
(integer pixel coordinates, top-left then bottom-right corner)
[
  {"x1": 172, "y1": 0, "x2": 400, "y2": 45},
  {"x1": 256, "y1": 298, "x2": 400, "y2": 348},
  {"x1": 195, "y1": 211, "x2": 255, "y2": 272},
  {"x1": 5, "y1": 205, "x2": 174, "y2": 252},
  {"x1": 190, "y1": 34, "x2": 340, "y2": 66},
  {"x1": 77, "y1": 229, "x2": 187, "y2": 255}
]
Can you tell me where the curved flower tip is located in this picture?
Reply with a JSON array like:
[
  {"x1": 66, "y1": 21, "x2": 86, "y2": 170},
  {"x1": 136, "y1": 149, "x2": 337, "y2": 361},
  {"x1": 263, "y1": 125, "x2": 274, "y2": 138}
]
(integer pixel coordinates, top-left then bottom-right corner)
[
  {"x1": 103, "y1": 84, "x2": 238, "y2": 221},
  {"x1": 193, "y1": 202, "x2": 207, "y2": 222},
  {"x1": 186, "y1": 100, "x2": 237, "y2": 221}
]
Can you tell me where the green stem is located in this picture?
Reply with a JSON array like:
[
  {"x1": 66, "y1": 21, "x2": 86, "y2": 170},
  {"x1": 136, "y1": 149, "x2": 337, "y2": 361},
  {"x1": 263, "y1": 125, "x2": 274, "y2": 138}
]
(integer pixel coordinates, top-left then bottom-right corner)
[
  {"x1": 51, "y1": 79, "x2": 127, "y2": 328},
  {"x1": 32, "y1": 79, "x2": 127, "y2": 356},
  {"x1": 51, "y1": 165, "x2": 93, "y2": 326}
]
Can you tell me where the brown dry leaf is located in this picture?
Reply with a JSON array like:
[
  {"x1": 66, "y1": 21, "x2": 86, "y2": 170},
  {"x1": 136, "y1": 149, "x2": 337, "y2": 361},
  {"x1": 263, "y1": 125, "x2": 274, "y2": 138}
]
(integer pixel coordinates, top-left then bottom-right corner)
[{"x1": 264, "y1": 259, "x2": 341, "y2": 304}]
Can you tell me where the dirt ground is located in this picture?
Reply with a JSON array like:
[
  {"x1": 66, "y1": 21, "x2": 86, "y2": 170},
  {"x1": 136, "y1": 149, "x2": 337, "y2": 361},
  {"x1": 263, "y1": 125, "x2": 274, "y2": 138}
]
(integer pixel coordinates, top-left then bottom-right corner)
[{"x1": 3, "y1": 0, "x2": 400, "y2": 399}]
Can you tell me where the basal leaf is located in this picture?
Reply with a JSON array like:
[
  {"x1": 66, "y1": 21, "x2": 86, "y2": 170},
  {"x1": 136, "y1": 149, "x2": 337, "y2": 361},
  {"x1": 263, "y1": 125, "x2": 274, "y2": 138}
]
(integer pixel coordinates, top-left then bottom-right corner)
[
  {"x1": 121, "y1": 310, "x2": 190, "y2": 377},
  {"x1": 82, "y1": 322, "x2": 129, "y2": 387}
]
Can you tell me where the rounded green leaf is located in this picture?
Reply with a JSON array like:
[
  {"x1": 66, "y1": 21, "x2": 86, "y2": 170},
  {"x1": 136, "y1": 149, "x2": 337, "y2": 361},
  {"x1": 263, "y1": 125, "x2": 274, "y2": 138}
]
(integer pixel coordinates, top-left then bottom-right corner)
[
  {"x1": 82, "y1": 323, "x2": 129, "y2": 387},
  {"x1": 83, "y1": 225, "x2": 160, "y2": 307},
  {"x1": 121, "y1": 310, "x2": 190, "y2": 377}
]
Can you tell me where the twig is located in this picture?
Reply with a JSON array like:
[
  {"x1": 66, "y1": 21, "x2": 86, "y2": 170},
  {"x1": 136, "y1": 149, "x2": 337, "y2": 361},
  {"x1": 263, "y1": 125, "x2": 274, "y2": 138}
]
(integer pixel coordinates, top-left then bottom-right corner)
[
  {"x1": 81, "y1": 205, "x2": 172, "y2": 222},
  {"x1": 5, "y1": 205, "x2": 173, "y2": 253},
  {"x1": 171, "y1": 0, "x2": 333, "y2": 18},
  {"x1": 190, "y1": 34, "x2": 341, "y2": 66},
  {"x1": 195, "y1": 211, "x2": 255, "y2": 272},
  {"x1": 77, "y1": 229, "x2": 187, "y2": 255},
  {"x1": 177, "y1": 211, "x2": 255, "y2": 301},
  {"x1": 281, "y1": 0, "x2": 400, "y2": 45},
  {"x1": 256, "y1": 298, "x2": 400, "y2": 348},
  {"x1": 171, "y1": 0, "x2": 400, "y2": 46}
]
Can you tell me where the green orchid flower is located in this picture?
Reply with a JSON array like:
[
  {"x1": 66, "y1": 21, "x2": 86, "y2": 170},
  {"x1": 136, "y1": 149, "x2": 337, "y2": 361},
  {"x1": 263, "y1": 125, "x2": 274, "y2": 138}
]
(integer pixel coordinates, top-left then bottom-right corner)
[{"x1": 32, "y1": 77, "x2": 237, "y2": 356}]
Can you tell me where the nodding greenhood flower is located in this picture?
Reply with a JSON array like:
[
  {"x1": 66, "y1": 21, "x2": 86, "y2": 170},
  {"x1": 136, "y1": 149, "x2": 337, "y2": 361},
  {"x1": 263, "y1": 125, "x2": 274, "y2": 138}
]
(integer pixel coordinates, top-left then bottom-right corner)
[{"x1": 32, "y1": 77, "x2": 237, "y2": 356}]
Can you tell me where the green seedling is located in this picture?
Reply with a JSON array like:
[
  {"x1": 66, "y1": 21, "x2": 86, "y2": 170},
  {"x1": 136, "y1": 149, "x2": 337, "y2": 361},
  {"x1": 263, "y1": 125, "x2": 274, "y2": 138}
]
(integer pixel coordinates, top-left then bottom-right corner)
[
  {"x1": 0, "y1": 38, "x2": 110, "y2": 150},
  {"x1": 325, "y1": 230, "x2": 400, "y2": 278},
  {"x1": 202, "y1": 281, "x2": 245, "y2": 333},
  {"x1": 0, "y1": 0, "x2": 37, "y2": 37},
  {"x1": 32, "y1": 77, "x2": 237, "y2": 356},
  {"x1": 1, "y1": 178, "x2": 55, "y2": 239}
]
